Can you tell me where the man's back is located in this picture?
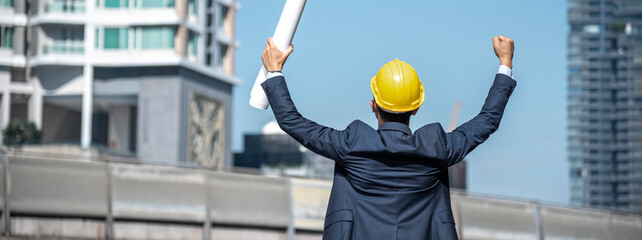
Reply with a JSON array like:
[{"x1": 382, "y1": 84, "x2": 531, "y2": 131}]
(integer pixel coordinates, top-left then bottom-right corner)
[{"x1": 326, "y1": 121, "x2": 457, "y2": 239}]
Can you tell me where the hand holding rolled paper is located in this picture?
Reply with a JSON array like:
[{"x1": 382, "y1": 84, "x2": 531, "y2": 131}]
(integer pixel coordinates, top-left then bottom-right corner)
[
  {"x1": 261, "y1": 38, "x2": 294, "y2": 72},
  {"x1": 249, "y1": 0, "x2": 307, "y2": 110}
]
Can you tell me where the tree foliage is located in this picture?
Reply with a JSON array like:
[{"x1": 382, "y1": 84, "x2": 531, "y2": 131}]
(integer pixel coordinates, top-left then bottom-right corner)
[{"x1": 2, "y1": 121, "x2": 42, "y2": 146}]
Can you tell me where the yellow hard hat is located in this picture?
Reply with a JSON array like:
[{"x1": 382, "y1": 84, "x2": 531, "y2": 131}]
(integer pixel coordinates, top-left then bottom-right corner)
[{"x1": 370, "y1": 59, "x2": 425, "y2": 113}]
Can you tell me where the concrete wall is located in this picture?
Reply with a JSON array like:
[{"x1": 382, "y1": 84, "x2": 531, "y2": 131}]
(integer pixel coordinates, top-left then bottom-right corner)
[
  {"x1": 12, "y1": 27, "x2": 25, "y2": 55},
  {"x1": 137, "y1": 76, "x2": 182, "y2": 163},
  {"x1": 2, "y1": 154, "x2": 642, "y2": 240}
]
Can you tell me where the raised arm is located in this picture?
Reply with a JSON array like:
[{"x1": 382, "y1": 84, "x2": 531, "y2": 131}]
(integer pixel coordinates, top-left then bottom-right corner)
[
  {"x1": 443, "y1": 35, "x2": 517, "y2": 166},
  {"x1": 260, "y1": 38, "x2": 353, "y2": 163}
]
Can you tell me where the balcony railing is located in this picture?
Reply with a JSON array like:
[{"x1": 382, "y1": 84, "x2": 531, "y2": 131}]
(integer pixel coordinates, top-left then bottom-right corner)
[
  {"x1": 45, "y1": 1, "x2": 86, "y2": 13},
  {"x1": 43, "y1": 41, "x2": 84, "y2": 54}
]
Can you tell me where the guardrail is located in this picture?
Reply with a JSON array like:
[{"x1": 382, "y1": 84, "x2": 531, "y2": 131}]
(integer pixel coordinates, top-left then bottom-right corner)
[{"x1": 1, "y1": 151, "x2": 641, "y2": 240}]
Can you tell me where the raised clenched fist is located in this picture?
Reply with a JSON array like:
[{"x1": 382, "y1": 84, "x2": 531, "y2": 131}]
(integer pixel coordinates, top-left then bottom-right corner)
[{"x1": 493, "y1": 35, "x2": 514, "y2": 68}]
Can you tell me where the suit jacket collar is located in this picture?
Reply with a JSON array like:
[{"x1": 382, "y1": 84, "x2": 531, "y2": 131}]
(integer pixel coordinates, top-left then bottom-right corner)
[{"x1": 377, "y1": 122, "x2": 412, "y2": 135}]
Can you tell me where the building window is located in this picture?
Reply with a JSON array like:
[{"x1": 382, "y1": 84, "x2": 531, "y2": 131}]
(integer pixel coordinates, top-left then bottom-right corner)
[
  {"x1": 216, "y1": 43, "x2": 228, "y2": 67},
  {"x1": 98, "y1": 26, "x2": 175, "y2": 50},
  {"x1": 188, "y1": 0, "x2": 197, "y2": 16},
  {"x1": 206, "y1": 33, "x2": 211, "y2": 47},
  {"x1": 207, "y1": 13, "x2": 212, "y2": 27},
  {"x1": 0, "y1": 0, "x2": 12, "y2": 8},
  {"x1": 205, "y1": 52, "x2": 211, "y2": 65},
  {"x1": 43, "y1": 26, "x2": 85, "y2": 54},
  {"x1": 0, "y1": 26, "x2": 12, "y2": 49},
  {"x1": 104, "y1": 27, "x2": 129, "y2": 49},
  {"x1": 217, "y1": 4, "x2": 229, "y2": 29},
  {"x1": 584, "y1": 24, "x2": 601, "y2": 34},
  {"x1": 136, "y1": 0, "x2": 174, "y2": 8},
  {"x1": 188, "y1": 31, "x2": 198, "y2": 58},
  {"x1": 45, "y1": 0, "x2": 86, "y2": 13},
  {"x1": 103, "y1": 0, "x2": 129, "y2": 8},
  {"x1": 137, "y1": 26, "x2": 175, "y2": 49}
]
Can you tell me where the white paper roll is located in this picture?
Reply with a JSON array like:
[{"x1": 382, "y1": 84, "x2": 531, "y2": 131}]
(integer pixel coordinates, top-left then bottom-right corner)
[{"x1": 249, "y1": 0, "x2": 307, "y2": 110}]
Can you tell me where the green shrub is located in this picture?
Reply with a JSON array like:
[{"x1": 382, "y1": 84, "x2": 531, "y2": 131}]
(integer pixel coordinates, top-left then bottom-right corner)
[{"x1": 2, "y1": 121, "x2": 42, "y2": 146}]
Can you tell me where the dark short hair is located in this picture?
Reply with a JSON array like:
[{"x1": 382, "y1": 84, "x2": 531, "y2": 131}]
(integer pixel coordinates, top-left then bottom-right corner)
[{"x1": 376, "y1": 105, "x2": 412, "y2": 124}]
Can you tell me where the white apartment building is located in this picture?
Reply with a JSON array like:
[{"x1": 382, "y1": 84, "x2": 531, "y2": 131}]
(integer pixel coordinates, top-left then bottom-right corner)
[{"x1": 0, "y1": 0, "x2": 238, "y2": 168}]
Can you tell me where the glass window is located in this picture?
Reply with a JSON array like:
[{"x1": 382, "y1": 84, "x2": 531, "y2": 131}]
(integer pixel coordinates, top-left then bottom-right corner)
[
  {"x1": 141, "y1": 27, "x2": 162, "y2": 49},
  {"x1": 188, "y1": 0, "x2": 198, "y2": 15},
  {"x1": 188, "y1": 31, "x2": 198, "y2": 56},
  {"x1": 569, "y1": 86, "x2": 583, "y2": 95},
  {"x1": 104, "y1": 28, "x2": 128, "y2": 49},
  {"x1": 140, "y1": 26, "x2": 174, "y2": 49},
  {"x1": 569, "y1": 67, "x2": 581, "y2": 75},
  {"x1": 45, "y1": 0, "x2": 86, "y2": 13},
  {"x1": 0, "y1": 0, "x2": 13, "y2": 8},
  {"x1": 5, "y1": 27, "x2": 12, "y2": 48},
  {"x1": 105, "y1": 0, "x2": 129, "y2": 8},
  {"x1": 138, "y1": 0, "x2": 174, "y2": 8},
  {"x1": 216, "y1": 43, "x2": 228, "y2": 67},
  {"x1": 217, "y1": 4, "x2": 229, "y2": 29},
  {"x1": 584, "y1": 24, "x2": 601, "y2": 34},
  {"x1": 0, "y1": 26, "x2": 12, "y2": 48},
  {"x1": 569, "y1": 45, "x2": 581, "y2": 55}
]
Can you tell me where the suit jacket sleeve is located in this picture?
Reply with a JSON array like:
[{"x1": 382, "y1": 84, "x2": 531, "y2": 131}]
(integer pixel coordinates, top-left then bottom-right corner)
[
  {"x1": 443, "y1": 74, "x2": 516, "y2": 166},
  {"x1": 261, "y1": 76, "x2": 353, "y2": 164}
]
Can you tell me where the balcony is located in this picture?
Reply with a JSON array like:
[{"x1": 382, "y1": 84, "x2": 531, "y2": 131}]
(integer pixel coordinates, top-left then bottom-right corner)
[
  {"x1": 31, "y1": 1, "x2": 87, "y2": 25},
  {"x1": 29, "y1": 39, "x2": 85, "y2": 66},
  {"x1": 43, "y1": 41, "x2": 84, "y2": 54},
  {"x1": 44, "y1": 0, "x2": 86, "y2": 14}
]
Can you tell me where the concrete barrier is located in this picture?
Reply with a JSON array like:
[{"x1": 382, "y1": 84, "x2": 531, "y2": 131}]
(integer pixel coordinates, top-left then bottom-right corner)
[
  {"x1": 208, "y1": 172, "x2": 290, "y2": 228},
  {"x1": 610, "y1": 212, "x2": 642, "y2": 239},
  {"x1": 9, "y1": 157, "x2": 107, "y2": 217},
  {"x1": 4, "y1": 155, "x2": 642, "y2": 240},
  {"x1": 111, "y1": 163, "x2": 207, "y2": 222},
  {"x1": 290, "y1": 178, "x2": 332, "y2": 231},
  {"x1": 540, "y1": 205, "x2": 612, "y2": 240},
  {"x1": 455, "y1": 194, "x2": 538, "y2": 240}
]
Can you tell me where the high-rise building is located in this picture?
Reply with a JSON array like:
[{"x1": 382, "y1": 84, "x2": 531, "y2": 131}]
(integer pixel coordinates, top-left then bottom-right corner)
[
  {"x1": 568, "y1": 0, "x2": 642, "y2": 212},
  {"x1": 0, "y1": 0, "x2": 238, "y2": 168}
]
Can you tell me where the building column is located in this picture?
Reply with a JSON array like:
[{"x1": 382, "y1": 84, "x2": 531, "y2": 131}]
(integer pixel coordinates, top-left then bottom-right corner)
[
  {"x1": 81, "y1": 65, "x2": 93, "y2": 149},
  {"x1": 28, "y1": 79, "x2": 43, "y2": 129},
  {"x1": 2, "y1": 84, "x2": 11, "y2": 129},
  {"x1": 81, "y1": 1, "x2": 96, "y2": 149},
  {"x1": 0, "y1": 75, "x2": 11, "y2": 129}
]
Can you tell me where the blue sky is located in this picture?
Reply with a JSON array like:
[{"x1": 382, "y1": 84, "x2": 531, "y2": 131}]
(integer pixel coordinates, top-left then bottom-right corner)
[{"x1": 232, "y1": 0, "x2": 568, "y2": 205}]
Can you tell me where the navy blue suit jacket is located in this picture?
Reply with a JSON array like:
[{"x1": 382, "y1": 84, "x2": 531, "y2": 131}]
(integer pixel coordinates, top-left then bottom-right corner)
[{"x1": 261, "y1": 73, "x2": 516, "y2": 240}]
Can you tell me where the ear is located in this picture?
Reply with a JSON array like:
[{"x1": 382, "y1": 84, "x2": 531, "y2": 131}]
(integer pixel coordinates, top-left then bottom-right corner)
[
  {"x1": 370, "y1": 100, "x2": 377, "y2": 112},
  {"x1": 411, "y1": 108, "x2": 419, "y2": 116}
]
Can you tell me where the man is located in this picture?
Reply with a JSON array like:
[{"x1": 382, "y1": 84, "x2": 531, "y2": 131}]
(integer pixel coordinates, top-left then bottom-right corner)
[{"x1": 260, "y1": 35, "x2": 516, "y2": 239}]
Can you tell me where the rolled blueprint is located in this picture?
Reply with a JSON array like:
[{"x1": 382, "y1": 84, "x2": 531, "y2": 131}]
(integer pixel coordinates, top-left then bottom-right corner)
[{"x1": 249, "y1": 0, "x2": 307, "y2": 110}]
